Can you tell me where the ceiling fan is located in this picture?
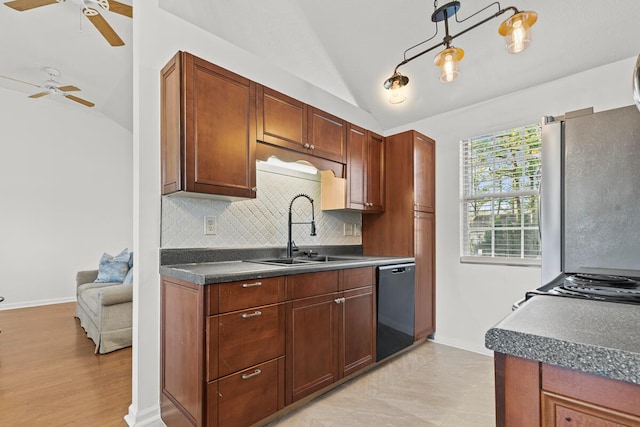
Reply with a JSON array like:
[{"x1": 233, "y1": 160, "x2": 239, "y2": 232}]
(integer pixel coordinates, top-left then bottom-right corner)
[
  {"x1": 4, "y1": 0, "x2": 133, "y2": 46},
  {"x1": 0, "y1": 67, "x2": 95, "y2": 107}
]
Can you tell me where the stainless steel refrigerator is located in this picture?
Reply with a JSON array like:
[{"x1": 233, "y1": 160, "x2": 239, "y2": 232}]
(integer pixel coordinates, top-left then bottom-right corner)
[{"x1": 540, "y1": 105, "x2": 640, "y2": 284}]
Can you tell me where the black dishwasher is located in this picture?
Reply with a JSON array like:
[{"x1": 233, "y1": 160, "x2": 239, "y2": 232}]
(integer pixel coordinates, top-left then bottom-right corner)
[{"x1": 376, "y1": 263, "x2": 415, "y2": 361}]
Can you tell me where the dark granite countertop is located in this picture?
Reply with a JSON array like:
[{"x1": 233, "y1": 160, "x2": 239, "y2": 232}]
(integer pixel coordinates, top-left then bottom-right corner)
[
  {"x1": 160, "y1": 251, "x2": 414, "y2": 285},
  {"x1": 485, "y1": 295, "x2": 640, "y2": 384}
]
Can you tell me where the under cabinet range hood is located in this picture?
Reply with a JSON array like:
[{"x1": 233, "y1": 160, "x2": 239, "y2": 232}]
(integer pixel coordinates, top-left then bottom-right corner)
[{"x1": 320, "y1": 170, "x2": 348, "y2": 211}]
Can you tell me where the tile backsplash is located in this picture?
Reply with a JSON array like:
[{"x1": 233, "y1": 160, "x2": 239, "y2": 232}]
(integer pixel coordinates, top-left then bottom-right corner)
[{"x1": 161, "y1": 162, "x2": 361, "y2": 248}]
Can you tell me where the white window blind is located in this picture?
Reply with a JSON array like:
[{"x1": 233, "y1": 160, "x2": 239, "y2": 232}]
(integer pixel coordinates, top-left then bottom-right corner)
[{"x1": 460, "y1": 123, "x2": 542, "y2": 265}]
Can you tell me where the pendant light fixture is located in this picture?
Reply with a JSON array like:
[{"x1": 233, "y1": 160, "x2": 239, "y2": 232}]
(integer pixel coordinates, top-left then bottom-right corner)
[{"x1": 383, "y1": 1, "x2": 537, "y2": 104}]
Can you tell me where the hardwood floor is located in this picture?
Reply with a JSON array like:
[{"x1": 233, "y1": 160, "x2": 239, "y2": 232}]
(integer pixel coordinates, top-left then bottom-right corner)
[{"x1": 0, "y1": 302, "x2": 131, "y2": 427}]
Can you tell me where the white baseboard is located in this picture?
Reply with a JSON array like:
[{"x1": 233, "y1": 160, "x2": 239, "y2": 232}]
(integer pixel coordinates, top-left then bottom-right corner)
[
  {"x1": 125, "y1": 404, "x2": 164, "y2": 427},
  {"x1": 430, "y1": 335, "x2": 494, "y2": 357},
  {"x1": 0, "y1": 297, "x2": 76, "y2": 311}
]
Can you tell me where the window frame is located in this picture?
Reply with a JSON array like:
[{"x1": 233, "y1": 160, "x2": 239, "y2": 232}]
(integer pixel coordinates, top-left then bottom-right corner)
[{"x1": 459, "y1": 122, "x2": 542, "y2": 267}]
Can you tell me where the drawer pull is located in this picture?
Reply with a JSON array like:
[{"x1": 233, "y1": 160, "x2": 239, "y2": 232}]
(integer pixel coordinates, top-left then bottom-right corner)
[
  {"x1": 241, "y1": 310, "x2": 262, "y2": 318},
  {"x1": 241, "y1": 369, "x2": 262, "y2": 380},
  {"x1": 241, "y1": 281, "x2": 263, "y2": 288},
  {"x1": 334, "y1": 297, "x2": 346, "y2": 304}
]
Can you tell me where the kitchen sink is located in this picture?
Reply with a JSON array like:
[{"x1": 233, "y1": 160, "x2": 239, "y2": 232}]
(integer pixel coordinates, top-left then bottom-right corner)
[
  {"x1": 304, "y1": 255, "x2": 361, "y2": 262},
  {"x1": 245, "y1": 255, "x2": 363, "y2": 267}
]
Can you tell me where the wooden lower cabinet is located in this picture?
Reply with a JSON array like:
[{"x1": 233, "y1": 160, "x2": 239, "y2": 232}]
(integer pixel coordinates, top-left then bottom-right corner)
[
  {"x1": 341, "y1": 286, "x2": 375, "y2": 378},
  {"x1": 207, "y1": 357, "x2": 285, "y2": 427},
  {"x1": 286, "y1": 292, "x2": 340, "y2": 404},
  {"x1": 495, "y1": 353, "x2": 640, "y2": 427},
  {"x1": 286, "y1": 267, "x2": 376, "y2": 404},
  {"x1": 414, "y1": 213, "x2": 435, "y2": 340},
  {"x1": 162, "y1": 267, "x2": 376, "y2": 427}
]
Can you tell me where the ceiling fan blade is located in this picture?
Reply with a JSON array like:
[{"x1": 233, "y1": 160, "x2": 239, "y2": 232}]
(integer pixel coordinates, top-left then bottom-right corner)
[
  {"x1": 65, "y1": 94, "x2": 95, "y2": 107},
  {"x1": 58, "y1": 85, "x2": 81, "y2": 92},
  {"x1": 29, "y1": 91, "x2": 50, "y2": 98},
  {"x1": 4, "y1": 0, "x2": 59, "y2": 11},
  {"x1": 107, "y1": 0, "x2": 131, "y2": 18},
  {"x1": 83, "y1": 7, "x2": 124, "y2": 46},
  {"x1": 0, "y1": 74, "x2": 41, "y2": 88}
]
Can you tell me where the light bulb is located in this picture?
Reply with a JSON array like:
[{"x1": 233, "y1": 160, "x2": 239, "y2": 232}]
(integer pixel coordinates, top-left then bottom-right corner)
[
  {"x1": 388, "y1": 79, "x2": 406, "y2": 104},
  {"x1": 499, "y1": 11, "x2": 537, "y2": 54},
  {"x1": 442, "y1": 54, "x2": 458, "y2": 82},
  {"x1": 434, "y1": 47, "x2": 463, "y2": 83}
]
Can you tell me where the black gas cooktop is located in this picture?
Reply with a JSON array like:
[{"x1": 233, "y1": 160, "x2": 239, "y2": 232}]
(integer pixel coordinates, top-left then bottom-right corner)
[{"x1": 522, "y1": 273, "x2": 640, "y2": 306}]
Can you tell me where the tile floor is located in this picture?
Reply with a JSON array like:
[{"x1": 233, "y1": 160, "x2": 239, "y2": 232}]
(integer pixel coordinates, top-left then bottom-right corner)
[{"x1": 268, "y1": 341, "x2": 495, "y2": 427}]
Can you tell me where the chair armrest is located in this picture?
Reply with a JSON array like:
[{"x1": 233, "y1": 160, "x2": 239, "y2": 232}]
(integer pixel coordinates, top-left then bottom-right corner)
[
  {"x1": 76, "y1": 270, "x2": 99, "y2": 287},
  {"x1": 98, "y1": 284, "x2": 133, "y2": 306}
]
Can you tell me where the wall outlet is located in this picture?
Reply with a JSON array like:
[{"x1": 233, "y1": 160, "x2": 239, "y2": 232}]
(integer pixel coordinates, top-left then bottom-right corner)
[
  {"x1": 343, "y1": 223, "x2": 354, "y2": 236},
  {"x1": 204, "y1": 216, "x2": 217, "y2": 235},
  {"x1": 353, "y1": 224, "x2": 361, "y2": 237}
]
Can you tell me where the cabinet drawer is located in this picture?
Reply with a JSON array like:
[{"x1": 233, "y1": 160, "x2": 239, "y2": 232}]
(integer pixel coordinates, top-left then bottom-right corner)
[
  {"x1": 218, "y1": 303, "x2": 285, "y2": 377},
  {"x1": 286, "y1": 270, "x2": 339, "y2": 300},
  {"x1": 218, "y1": 276, "x2": 284, "y2": 313},
  {"x1": 210, "y1": 357, "x2": 285, "y2": 427},
  {"x1": 341, "y1": 267, "x2": 375, "y2": 290}
]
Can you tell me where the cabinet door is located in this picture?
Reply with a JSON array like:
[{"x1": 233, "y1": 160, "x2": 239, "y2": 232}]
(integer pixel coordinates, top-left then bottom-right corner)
[
  {"x1": 366, "y1": 132, "x2": 385, "y2": 212},
  {"x1": 308, "y1": 107, "x2": 347, "y2": 163},
  {"x1": 257, "y1": 85, "x2": 308, "y2": 153},
  {"x1": 413, "y1": 132, "x2": 435, "y2": 212},
  {"x1": 286, "y1": 293, "x2": 340, "y2": 404},
  {"x1": 347, "y1": 125, "x2": 367, "y2": 210},
  {"x1": 340, "y1": 286, "x2": 375, "y2": 378},
  {"x1": 183, "y1": 53, "x2": 257, "y2": 198},
  {"x1": 414, "y1": 213, "x2": 435, "y2": 340},
  {"x1": 161, "y1": 53, "x2": 182, "y2": 195}
]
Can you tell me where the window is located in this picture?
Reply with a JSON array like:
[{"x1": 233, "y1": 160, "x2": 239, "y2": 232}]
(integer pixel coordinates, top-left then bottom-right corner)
[{"x1": 460, "y1": 123, "x2": 541, "y2": 265}]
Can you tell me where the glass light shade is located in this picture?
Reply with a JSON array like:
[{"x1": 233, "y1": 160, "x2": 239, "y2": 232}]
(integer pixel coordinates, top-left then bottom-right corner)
[
  {"x1": 498, "y1": 11, "x2": 538, "y2": 54},
  {"x1": 434, "y1": 47, "x2": 464, "y2": 83},
  {"x1": 388, "y1": 79, "x2": 407, "y2": 104}
]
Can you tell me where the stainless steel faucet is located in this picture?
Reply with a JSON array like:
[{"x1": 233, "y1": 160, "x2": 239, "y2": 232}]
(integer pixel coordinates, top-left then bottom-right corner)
[{"x1": 287, "y1": 193, "x2": 317, "y2": 258}]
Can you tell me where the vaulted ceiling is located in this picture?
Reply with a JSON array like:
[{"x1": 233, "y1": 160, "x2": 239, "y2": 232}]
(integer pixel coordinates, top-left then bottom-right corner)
[{"x1": 2, "y1": 0, "x2": 640, "y2": 132}]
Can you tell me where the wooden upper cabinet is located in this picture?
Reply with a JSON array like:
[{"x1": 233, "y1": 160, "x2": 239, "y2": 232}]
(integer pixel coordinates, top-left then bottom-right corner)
[
  {"x1": 308, "y1": 108, "x2": 347, "y2": 163},
  {"x1": 413, "y1": 132, "x2": 435, "y2": 212},
  {"x1": 346, "y1": 125, "x2": 385, "y2": 212},
  {"x1": 161, "y1": 51, "x2": 257, "y2": 199},
  {"x1": 257, "y1": 85, "x2": 346, "y2": 163},
  {"x1": 366, "y1": 132, "x2": 385, "y2": 212},
  {"x1": 346, "y1": 126, "x2": 366, "y2": 209},
  {"x1": 257, "y1": 85, "x2": 308, "y2": 151}
]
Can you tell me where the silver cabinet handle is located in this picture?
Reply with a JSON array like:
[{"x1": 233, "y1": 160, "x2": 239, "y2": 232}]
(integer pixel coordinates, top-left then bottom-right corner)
[
  {"x1": 310, "y1": 144, "x2": 315, "y2": 150},
  {"x1": 241, "y1": 281, "x2": 263, "y2": 288},
  {"x1": 303, "y1": 143, "x2": 310, "y2": 148},
  {"x1": 341, "y1": 297, "x2": 346, "y2": 303},
  {"x1": 241, "y1": 369, "x2": 262, "y2": 380},
  {"x1": 334, "y1": 298, "x2": 342, "y2": 304},
  {"x1": 241, "y1": 310, "x2": 262, "y2": 318},
  {"x1": 251, "y1": 187, "x2": 258, "y2": 192}
]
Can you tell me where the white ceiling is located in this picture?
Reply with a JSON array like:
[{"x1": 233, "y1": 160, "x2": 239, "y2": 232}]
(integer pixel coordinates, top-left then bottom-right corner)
[
  {"x1": 0, "y1": 0, "x2": 132, "y2": 130},
  {"x1": 2, "y1": 0, "x2": 640, "y2": 132}
]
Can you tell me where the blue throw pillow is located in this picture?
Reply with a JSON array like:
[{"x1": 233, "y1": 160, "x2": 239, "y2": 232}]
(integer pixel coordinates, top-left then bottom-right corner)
[
  {"x1": 123, "y1": 266, "x2": 134, "y2": 285},
  {"x1": 95, "y1": 249, "x2": 130, "y2": 283}
]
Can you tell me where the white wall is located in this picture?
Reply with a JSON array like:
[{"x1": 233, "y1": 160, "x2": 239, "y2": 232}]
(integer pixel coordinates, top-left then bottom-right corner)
[
  {"x1": 0, "y1": 87, "x2": 132, "y2": 310},
  {"x1": 387, "y1": 56, "x2": 639, "y2": 354}
]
